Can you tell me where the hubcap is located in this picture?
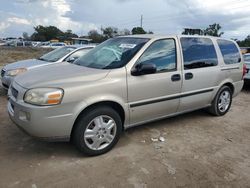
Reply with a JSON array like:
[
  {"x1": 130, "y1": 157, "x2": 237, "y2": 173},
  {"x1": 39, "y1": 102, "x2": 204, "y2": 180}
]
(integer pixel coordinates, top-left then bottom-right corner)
[
  {"x1": 84, "y1": 115, "x2": 117, "y2": 151},
  {"x1": 218, "y1": 90, "x2": 231, "y2": 113}
]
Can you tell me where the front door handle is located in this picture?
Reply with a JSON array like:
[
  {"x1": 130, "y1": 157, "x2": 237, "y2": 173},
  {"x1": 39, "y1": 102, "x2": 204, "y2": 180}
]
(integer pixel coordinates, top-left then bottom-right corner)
[
  {"x1": 171, "y1": 74, "x2": 181, "y2": 82},
  {"x1": 185, "y1": 72, "x2": 193, "y2": 80}
]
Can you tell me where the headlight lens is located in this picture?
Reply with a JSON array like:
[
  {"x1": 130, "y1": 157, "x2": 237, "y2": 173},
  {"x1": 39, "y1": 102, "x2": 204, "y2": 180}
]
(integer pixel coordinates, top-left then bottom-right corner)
[
  {"x1": 6, "y1": 68, "x2": 27, "y2": 76},
  {"x1": 24, "y1": 88, "x2": 64, "y2": 106}
]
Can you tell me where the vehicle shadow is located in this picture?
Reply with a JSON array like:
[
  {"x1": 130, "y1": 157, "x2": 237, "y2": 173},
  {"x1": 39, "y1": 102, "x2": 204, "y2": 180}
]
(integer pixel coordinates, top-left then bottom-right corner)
[{"x1": 242, "y1": 81, "x2": 250, "y2": 92}]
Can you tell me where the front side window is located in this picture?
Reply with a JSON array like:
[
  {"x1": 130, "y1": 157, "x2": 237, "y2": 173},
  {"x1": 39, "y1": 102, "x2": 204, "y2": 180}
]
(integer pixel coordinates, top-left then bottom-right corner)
[
  {"x1": 217, "y1": 39, "x2": 241, "y2": 64},
  {"x1": 65, "y1": 48, "x2": 92, "y2": 62},
  {"x1": 39, "y1": 46, "x2": 75, "y2": 62},
  {"x1": 181, "y1": 37, "x2": 218, "y2": 69},
  {"x1": 74, "y1": 37, "x2": 149, "y2": 69},
  {"x1": 136, "y1": 39, "x2": 176, "y2": 72}
]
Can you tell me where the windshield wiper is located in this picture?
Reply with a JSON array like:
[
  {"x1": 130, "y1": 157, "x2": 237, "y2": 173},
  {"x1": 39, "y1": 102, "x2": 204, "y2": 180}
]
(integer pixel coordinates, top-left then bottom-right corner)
[{"x1": 37, "y1": 57, "x2": 46, "y2": 61}]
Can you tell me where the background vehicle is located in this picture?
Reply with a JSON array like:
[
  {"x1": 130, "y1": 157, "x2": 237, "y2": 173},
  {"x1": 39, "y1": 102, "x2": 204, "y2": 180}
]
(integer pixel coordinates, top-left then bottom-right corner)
[
  {"x1": 1, "y1": 45, "x2": 95, "y2": 89},
  {"x1": 41, "y1": 42, "x2": 67, "y2": 49},
  {"x1": 243, "y1": 53, "x2": 250, "y2": 81},
  {"x1": 7, "y1": 35, "x2": 244, "y2": 156}
]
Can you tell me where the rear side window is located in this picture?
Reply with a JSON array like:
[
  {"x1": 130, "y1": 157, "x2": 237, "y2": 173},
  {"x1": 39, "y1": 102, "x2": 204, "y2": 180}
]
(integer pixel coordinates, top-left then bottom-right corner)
[
  {"x1": 181, "y1": 37, "x2": 218, "y2": 69},
  {"x1": 217, "y1": 39, "x2": 241, "y2": 64}
]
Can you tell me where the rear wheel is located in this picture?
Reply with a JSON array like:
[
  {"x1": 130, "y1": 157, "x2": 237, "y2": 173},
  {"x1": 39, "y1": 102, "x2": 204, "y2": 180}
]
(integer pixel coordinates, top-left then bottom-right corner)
[
  {"x1": 73, "y1": 106, "x2": 122, "y2": 156},
  {"x1": 208, "y1": 86, "x2": 232, "y2": 116}
]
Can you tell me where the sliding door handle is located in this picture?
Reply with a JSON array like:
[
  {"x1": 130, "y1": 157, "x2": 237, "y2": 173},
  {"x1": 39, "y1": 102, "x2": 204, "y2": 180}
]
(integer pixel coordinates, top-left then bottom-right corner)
[{"x1": 185, "y1": 72, "x2": 193, "y2": 80}]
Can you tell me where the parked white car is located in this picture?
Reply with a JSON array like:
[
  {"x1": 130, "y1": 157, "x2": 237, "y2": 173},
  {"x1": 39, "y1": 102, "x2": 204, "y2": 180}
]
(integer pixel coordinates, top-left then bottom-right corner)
[{"x1": 1, "y1": 45, "x2": 95, "y2": 89}]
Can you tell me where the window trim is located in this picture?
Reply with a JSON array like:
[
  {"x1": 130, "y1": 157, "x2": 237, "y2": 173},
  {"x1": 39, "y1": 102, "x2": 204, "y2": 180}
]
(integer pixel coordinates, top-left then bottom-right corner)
[
  {"x1": 132, "y1": 38, "x2": 178, "y2": 75},
  {"x1": 180, "y1": 37, "x2": 219, "y2": 70}
]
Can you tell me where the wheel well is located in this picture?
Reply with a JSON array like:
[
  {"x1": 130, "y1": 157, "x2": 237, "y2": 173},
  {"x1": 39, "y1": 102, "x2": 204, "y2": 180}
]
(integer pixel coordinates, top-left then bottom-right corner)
[
  {"x1": 70, "y1": 101, "x2": 125, "y2": 140},
  {"x1": 223, "y1": 82, "x2": 234, "y2": 95}
]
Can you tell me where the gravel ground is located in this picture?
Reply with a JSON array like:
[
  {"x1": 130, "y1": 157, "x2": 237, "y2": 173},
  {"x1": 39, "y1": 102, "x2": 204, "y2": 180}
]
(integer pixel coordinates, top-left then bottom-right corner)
[
  {"x1": 0, "y1": 47, "x2": 250, "y2": 188},
  {"x1": 0, "y1": 46, "x2": 51, "y2": 66}
]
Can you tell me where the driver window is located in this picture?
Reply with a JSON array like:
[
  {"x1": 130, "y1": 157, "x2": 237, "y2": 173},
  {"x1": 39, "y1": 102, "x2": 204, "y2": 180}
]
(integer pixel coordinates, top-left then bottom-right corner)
[
  {"x1": 65, "y1": 49, "x2": 91, "y2": 62},
  {"x1": 137, "y1": 39, "x2": 176, "y2": 72}
]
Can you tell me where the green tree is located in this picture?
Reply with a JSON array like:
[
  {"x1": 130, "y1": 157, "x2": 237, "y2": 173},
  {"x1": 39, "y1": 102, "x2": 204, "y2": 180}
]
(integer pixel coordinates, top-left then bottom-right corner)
[
  {"x1": 30, "y1": 25, "x2": 78, "y2": 41},
  {"x1": 61, "y1": 29, "x2": 78, "y2": 40},
  {"x1": 237, "y1": 35, "x2": 250, "y2": 47},
  {"x1": 101, "y1": 27, "x2": 118, "y2": 38},
  {"x1": 88, "y1": 30, "x2": 106, "y2": 43},
  {"x1": 131, "y1": 27, "x2": 146, "y2": 35},
  {"x1": 31, "y1": 25, "x2": 63, "y2": 41},
  {"x1": 203, "y1": 23, "x2": 224, "y2": 37}
]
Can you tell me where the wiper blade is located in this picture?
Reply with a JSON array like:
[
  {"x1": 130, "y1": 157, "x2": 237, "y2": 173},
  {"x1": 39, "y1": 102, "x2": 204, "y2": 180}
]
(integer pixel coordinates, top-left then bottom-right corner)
[{"x1": 37, "y1": 57, "x2": 46, "y2": 61}]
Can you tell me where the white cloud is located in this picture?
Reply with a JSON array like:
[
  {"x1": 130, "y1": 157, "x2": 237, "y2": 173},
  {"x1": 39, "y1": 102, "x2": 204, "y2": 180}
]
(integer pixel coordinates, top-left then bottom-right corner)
[
  {"x1": 0, "y1": 22, "x2": 10, "y2": 33},
  {"x1": 0, "y1": 0, "x2": 250, "y2": 39},
  {"x1": 7, "y1": 17, "x2": 31, "y2": 25}
]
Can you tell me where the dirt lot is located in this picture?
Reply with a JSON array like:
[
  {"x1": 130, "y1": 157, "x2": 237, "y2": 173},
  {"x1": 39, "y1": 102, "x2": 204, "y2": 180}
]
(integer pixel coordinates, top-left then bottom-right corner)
[
  {"x1": 0, "y1": 47, "x2": 250, "y2": 188},
  {"x1": 0, "y1": 47, "x2": 51, "y2": 66}
]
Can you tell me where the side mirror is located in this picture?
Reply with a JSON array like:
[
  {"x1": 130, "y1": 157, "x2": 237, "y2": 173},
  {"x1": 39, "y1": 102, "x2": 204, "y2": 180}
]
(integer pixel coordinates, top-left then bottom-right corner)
[
  {"x1": 67, "y1": 57, "x2": 77, "y2": 63},
  {"x1": 131, "y1": 63, "x2": 157, "y2": 76}
]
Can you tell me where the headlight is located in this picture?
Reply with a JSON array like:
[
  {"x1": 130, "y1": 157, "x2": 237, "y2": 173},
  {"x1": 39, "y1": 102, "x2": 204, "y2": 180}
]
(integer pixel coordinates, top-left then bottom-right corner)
[
  {"x1": 24, "y1": 88, "x2": 64, "y2": 106},
  {"x1": 6, "y1": 68, "x2": 27, "y2": 77}
]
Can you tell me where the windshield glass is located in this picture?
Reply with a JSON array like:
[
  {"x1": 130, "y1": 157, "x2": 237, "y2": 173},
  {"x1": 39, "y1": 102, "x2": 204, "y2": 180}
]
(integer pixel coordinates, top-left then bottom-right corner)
[
  {"x1": 39, "y1": 46, "x2": 76, "y2": 62},
  {"x1": 244, "y1": 54, "x2": 250, "y2": 61},
  {"x1": 74, "y1": 37, "x2": 149, "y2": 69}
]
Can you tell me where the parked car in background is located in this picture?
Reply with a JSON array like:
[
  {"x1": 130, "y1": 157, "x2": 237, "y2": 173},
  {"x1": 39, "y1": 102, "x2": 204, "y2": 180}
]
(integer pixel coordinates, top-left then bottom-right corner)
[
  {"x1": 243, "y1": 53, "x2": 250, "y2": 81},
  {"x1": 1, "y1": 45, "x2": 95, "y2": 89},
  {"x1": 41, "y1": 42, "x2": 66, "y2": 49},
  {"x1": 7, "y1": 35, "x2": 244, "y2": 156}
]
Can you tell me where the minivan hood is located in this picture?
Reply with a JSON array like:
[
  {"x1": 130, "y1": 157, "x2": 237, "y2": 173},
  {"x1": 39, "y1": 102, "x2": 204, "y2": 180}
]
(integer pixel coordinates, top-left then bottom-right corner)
[
  {"x1": 15, "y1": 62, "x2": 110, "y2": 88},
  {"x1": 4, "y1": 59, "x2": 54, "y2": 70}
]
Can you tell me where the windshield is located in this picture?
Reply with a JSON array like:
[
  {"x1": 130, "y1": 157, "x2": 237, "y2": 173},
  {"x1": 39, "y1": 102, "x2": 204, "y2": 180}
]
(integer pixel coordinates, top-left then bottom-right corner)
[
  {"x1": 244, "y1": 54, "x2": 250, "y2": 61},
  {"x1": 74, "y1": 37, "x2": 149, "y2": 69},
  {"x1": 39, "y1": 46, "x2": 76, "y2": 62}
]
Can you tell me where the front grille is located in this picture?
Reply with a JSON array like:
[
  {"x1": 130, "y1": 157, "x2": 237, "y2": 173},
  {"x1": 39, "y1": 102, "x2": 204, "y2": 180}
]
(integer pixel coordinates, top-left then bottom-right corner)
[
  {"x1": 11, "y1": 86, "x2": 18, "y2": 99},
  {"x1": 1, "y1": 69, "x2": 5, "y2": 77}
]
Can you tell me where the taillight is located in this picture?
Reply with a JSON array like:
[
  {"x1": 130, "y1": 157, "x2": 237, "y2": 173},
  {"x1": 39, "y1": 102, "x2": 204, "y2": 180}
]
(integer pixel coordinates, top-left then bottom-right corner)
[{"x1": 243, "y1": 64, "x2": 247, "y2": 79}]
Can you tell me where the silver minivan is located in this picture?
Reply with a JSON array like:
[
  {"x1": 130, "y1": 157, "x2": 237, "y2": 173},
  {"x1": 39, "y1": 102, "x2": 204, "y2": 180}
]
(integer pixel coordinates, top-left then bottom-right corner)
[{"x1": 8, "y1": 35, "x2": 244, "y2": 156}]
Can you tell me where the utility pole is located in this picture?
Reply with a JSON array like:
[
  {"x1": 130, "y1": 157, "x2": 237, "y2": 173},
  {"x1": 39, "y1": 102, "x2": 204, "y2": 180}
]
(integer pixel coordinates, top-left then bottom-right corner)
[{"x1": 140, "y1": 15, "x2": 143, "y2": 28}]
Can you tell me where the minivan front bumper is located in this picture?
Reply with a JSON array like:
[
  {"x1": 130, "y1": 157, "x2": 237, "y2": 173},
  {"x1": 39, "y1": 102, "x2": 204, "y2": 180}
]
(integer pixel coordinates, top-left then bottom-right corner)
[{"x1": 8, "y1": 97, "x2": 74, "y2": 141}]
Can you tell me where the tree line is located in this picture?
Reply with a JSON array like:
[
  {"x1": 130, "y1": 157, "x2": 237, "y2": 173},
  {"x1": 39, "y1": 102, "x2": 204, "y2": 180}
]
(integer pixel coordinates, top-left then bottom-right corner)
[
  {"x1": 22, "y1": 23, "x2": 250, "y2": 47},
  {"x1": 23, "y1": 25, "x2": 152, "y2": 43}
]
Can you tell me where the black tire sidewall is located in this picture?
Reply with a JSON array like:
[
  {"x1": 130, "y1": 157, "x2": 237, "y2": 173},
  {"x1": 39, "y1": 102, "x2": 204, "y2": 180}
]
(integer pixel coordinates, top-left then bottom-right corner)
[{"x1": 73, "y1": 106, "x2": 122, "y2": 156}]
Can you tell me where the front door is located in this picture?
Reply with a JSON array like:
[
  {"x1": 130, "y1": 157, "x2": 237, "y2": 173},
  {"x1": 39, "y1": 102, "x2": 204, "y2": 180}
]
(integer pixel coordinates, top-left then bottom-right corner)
[{"x1": 127, "y1": 38, "x2": 182, "y2": 125}]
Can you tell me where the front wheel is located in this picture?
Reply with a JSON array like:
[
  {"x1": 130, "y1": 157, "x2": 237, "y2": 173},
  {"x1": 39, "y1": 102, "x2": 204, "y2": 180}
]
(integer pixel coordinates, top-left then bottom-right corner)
[
  {"x1": 73, "y1": 106, "x2": 122, "y2": 156},
  {"x1": 208, "y1": 86, "x2": 232, "y2": 116}
]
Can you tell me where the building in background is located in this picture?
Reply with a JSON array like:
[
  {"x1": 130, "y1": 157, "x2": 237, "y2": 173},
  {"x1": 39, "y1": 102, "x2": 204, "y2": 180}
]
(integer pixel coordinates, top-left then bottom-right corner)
[{"x1": 72, "y1": 38, "x2": 92, "y2": 45}]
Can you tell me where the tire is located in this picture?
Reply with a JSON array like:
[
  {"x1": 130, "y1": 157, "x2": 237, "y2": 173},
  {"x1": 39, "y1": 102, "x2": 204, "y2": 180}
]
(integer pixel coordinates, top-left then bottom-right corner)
[
  {"x1": 208, "y1": 86, "x2": 232, "y2": 116},
  {"x1": 73, "y1": 106, "x2": 122, "y2": 156}
]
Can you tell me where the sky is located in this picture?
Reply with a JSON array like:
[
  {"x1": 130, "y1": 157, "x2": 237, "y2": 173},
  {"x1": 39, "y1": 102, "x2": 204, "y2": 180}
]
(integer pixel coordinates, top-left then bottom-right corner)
[{"x1": 0, "y1": 0, "x2": 250, "y2": 40}]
